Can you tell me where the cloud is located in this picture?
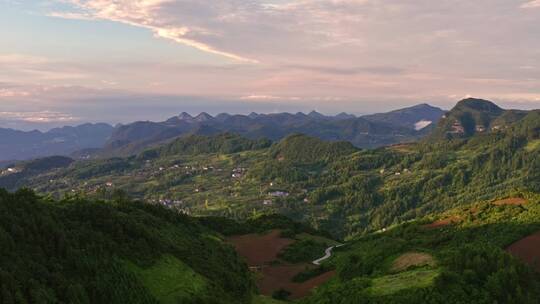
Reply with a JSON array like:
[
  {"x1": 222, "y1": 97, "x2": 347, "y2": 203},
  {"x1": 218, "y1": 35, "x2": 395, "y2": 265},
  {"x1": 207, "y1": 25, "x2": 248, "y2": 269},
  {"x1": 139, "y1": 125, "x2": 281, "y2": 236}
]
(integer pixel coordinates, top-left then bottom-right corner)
[
  {"x1": 521, "y1": 0, "x2": 540, "y2": 8},
  {"x1": 0, "y1": 111, "x2": 78, "y2": 123},
  {"x1": 49, "y1": 1, "x2": 258, "y2": 63},
  {"x1": 286, "y1": 64, "x2": 407, "y2": 76},
  {"x1": 240, "y1": 95, "x2": 301, "y2": 101},
  {"x1": 1, "y1": 0, "x2": 536, "y2": 119},
  {"x1": 0, "y1": 88, "x2": 31, "y2": 98}
]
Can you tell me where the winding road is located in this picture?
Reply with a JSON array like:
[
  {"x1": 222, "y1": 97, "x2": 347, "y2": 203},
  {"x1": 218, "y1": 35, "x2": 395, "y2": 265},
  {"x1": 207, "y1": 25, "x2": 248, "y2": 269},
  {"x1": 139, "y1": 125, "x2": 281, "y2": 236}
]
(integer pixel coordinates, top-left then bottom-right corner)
[{"x1": 312, "y1": 244, "x2": 344, "y2": 265}]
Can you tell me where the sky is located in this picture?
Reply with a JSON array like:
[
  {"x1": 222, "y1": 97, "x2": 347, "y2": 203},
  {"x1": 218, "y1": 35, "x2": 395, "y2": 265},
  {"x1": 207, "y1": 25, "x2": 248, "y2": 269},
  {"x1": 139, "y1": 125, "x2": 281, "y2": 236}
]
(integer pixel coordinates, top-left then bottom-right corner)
[{"x1": 1, "y1": 0, "x2": 540, "y2": 130}]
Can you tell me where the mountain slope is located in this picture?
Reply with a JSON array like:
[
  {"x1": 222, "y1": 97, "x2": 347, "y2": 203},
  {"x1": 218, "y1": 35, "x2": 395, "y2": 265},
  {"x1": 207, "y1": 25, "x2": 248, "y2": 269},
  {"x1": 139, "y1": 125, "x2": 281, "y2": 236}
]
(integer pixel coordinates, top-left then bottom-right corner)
[
  {"x1": 0, "y1": 190, "x2": 254, "y2": 303},
  {"x1": 363, "y1": 103, "x2": 445, "y2": 130},
  {"x1": 99, "y1": 106, "x2": 439, "y2": 157}
]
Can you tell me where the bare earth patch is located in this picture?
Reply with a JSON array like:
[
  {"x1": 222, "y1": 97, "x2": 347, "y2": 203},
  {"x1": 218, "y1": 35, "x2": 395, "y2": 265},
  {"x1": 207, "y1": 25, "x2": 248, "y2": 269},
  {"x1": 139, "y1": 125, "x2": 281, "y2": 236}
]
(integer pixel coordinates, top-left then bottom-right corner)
[
  {"x1": 423, "y1": 216, "x2": 461, "y2": 229},
  {"x1": 228, "y1": 230, "x2": 336, "y2": 299},
  {"x1": 258, "y1": 264, "x2": 335, "y2": 299},
  {"x1": 227, "y1": 230, "x2": 294, "y2": 266},
  {"x1": 506, "y1": 231, "x2": 540, "y2": 272},
  {"x1": 391, "y1": 252, "x2": 436, "y2": 272},
  {"x1": 492, "y1": 197, "x2": 527, "y2": 206}
]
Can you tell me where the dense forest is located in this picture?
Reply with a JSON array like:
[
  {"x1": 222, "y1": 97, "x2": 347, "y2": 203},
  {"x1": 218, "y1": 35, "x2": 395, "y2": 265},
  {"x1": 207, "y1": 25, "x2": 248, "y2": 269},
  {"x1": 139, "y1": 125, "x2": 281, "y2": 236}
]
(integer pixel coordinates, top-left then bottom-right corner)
[{"x1": 0, "y1": 190, "x2": 254, "y2": 304}]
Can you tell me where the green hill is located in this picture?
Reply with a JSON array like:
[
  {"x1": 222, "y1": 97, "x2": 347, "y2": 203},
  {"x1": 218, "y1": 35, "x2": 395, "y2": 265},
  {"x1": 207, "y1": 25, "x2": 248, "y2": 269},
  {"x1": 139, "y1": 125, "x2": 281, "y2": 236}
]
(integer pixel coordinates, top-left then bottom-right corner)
[
  {"x1": 430, "y1": 98, "x2": 525, "y2": 139},
  {"x1": 269, "y1": 134, "x2": 358, "y2": 164},
  {"x1": 305, "y1": 192, "x2": 540, "y2": 303},
  {"x1": 0, "y1": 190, "x2": 254, "y2": 304},
  {"x1": 139, "y1": 133, "x2": 272, "y2": 160}
]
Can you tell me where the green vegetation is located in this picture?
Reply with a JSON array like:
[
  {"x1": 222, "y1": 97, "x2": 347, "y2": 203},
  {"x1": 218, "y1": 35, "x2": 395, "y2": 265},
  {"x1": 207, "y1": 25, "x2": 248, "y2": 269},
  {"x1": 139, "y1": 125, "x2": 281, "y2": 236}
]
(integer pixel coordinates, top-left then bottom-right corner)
[
  {"x1": 139, "y1": 133, "x2": 272, "y2": 160},
  {"x1": 252, "y1": 295, "x2": 286, "y2": 304},
  {"x1": 367, "y1": 269, "x2": 439, "y2": 296},
  {"x1": 525, "y1": 139, "x2": 540, "y2": 152},
  {"x1": 278, "y1": 240, "x2": 329, "y2": 263},
  {"x1": 304, "y1": 192, "x2": 540, "y2": 303},
  {"x1": 292, "y1": 265, "x2": 333, "y2": 283},
  {"x1": 124, "y1": 255, "x2": 208, "y2": 304},
  {"x1": 0, "y1": 189, "x2": 254, "y2": 304}
]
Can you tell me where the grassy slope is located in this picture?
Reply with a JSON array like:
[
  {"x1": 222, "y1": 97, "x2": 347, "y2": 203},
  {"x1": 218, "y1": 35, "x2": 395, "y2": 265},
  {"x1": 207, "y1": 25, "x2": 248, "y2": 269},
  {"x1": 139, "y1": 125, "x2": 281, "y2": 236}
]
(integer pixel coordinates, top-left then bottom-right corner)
[
  {"x1": 124, "y1": 255, "x2": 208, "y2": 304},
  {"x1": 367, "y1": 269, "x2": 439, "y2": 296}
]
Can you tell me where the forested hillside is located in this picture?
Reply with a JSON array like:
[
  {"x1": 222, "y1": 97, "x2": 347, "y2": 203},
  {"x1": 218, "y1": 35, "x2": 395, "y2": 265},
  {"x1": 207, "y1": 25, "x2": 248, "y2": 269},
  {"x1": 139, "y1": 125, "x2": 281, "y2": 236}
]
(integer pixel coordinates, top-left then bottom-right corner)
[
  {"x1": 305, "y1": 192, "x2": 540, "y2": 303},
  {"x1": 0, "y1": 190, "x2": 254, "y2": 304}
]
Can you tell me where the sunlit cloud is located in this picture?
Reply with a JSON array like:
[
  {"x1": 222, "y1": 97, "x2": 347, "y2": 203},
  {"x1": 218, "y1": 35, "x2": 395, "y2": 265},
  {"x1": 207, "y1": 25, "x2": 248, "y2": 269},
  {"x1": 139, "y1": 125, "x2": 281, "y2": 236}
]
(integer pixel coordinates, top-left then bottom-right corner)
[
  {"x1": 49, "y1": 0, "x2": 258, "y2": 63},
  {"x1": 240, "y1": 95, "x2": 301, "y2": 101},
  {"x1": 521, "y1": 0, "x2": 540, "y2": 8},
  {"x1": 0, "y1": 0, "x2": 537, "y2": 128},
  {"x1": 0, "y1": 111, "x2": 79, "y2": 123}
]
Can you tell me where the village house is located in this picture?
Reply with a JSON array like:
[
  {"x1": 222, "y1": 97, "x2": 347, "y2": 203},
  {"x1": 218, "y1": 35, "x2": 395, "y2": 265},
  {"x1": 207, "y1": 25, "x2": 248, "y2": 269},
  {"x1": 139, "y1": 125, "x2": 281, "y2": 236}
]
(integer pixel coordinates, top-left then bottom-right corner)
[
  {"x1": 269, "y1": 191, "x2": 289, "y2": 197},
  {"x1": 449, "y1": 120, "x2": 465, "y2": 134}
]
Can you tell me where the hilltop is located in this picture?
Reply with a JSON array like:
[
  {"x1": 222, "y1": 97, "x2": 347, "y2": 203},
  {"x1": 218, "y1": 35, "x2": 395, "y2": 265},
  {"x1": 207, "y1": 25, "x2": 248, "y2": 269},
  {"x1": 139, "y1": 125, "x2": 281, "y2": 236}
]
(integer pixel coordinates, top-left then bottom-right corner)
[{"x1": 430, "y1": 98, "x2": 528, "y2": 140}]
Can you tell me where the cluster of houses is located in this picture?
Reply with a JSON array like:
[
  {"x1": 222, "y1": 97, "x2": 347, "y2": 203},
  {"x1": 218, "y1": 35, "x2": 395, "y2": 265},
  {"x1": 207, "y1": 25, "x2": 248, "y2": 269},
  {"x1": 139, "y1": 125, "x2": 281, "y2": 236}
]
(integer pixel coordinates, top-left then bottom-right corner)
[
  {"x1": 268, "y1": 191, "x2": 289, "y2": 197},
  {"x1": 449, "y1": 120, "x2": 465, "y2": 134},
  {"x1": 231, "y1": 167, "x2": 247, "y2": 178},
  {"x1": 448, "y1": 120, "x2": 494, "y2": 135}
]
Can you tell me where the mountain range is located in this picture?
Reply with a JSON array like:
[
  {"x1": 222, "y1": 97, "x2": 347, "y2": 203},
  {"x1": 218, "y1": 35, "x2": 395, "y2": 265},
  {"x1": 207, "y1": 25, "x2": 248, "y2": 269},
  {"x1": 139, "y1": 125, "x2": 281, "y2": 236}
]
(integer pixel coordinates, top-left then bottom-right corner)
[
  {"x1": 0, "y1": 104, "x2": 445, "y2": 161},
  {"x1": 3, "y1": 98, "x2": 538, "y2": 235},
  {"x1": 100, "y1": 103, "x2": 445, "y2": 157}
]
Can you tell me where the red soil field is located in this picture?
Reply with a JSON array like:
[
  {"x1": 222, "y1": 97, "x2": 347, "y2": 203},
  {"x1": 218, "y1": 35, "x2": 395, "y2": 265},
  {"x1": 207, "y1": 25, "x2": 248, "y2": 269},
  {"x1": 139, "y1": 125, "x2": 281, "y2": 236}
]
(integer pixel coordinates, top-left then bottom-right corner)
[
  {"x1": 423, "y1": 216, "x2": 461, "y2": 229},
  {"x1": 227, "y1": 230, "x2": 294, "y2": 266},
  {"x1": 506, "y1": 231, "x2": 540, "y2": 272},
  {"x1": 228, "y1": 229, "x2": 336, "y2": 299},
  {"x1": 492, "y1": 197, "x2": 527, "y2": 206},
  {"x1": 259, "y1": 264, "x2": 336, "y2": 299}
]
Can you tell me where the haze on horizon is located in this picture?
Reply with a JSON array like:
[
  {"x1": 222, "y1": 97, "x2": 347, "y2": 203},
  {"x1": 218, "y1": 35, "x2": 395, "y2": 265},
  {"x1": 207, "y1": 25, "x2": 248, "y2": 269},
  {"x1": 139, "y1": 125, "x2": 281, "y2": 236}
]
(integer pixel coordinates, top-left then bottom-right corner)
[{"x1": 1, "y1": 0, "x2": 540, "y2": 130}]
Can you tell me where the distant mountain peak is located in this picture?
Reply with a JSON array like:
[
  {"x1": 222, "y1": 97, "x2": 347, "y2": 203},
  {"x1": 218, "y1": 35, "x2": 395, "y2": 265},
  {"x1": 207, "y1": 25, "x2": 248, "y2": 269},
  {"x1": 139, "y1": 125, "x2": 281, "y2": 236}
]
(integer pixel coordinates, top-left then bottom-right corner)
[
  {"x1": 455, "y1": 98, "x2": 503, "y2": 114},
  {"x1": 308, "y1": 110, "x2": 326, "y2": 119},
  {"x1": 215, "y1": 113, "x2": 232, "y2": 122},
  {"x1": 335, "y1": 112, "x2": 356, "y2": 120},
  {"x1": 248, "y1": 112, "x2": 259, "y2": 119},
  {"x1": 362, "y1": 103, "x2": 445, "y2": 129},
  {"x1": 178, "y1": 112, "x2": 194, "y2": 120},
  {"x1": 194, "y1": 112, "x2": 213, "y2": 122}
]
